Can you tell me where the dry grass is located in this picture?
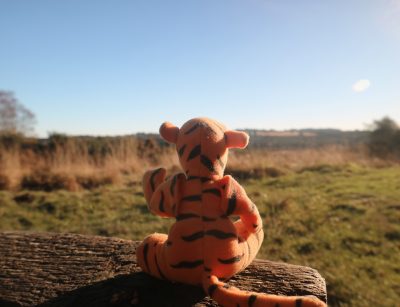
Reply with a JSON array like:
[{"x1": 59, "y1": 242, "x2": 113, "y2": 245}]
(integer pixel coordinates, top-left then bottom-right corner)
[
  {"x1": 0, "y1": 135, "x2": 178, "y2": 191},
  {"x1": 227, "y1": 145, "x2": 391, "y2": 175},
  {"x1": 0, "y1": 135, "x2": 392, "y2": 191}
]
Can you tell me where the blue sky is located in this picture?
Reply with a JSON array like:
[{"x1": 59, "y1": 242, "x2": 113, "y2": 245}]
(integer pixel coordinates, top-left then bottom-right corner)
[{"x1": 1, "y1": 0, "x2": 399, "y2": 136}]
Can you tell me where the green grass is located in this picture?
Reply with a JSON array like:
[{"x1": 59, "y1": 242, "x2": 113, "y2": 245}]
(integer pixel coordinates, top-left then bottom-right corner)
[
  {"x1": 1, "y1": 165, "x2": 399, "y2": 306},
  {"x1": 0, "y1": 186, "x2": 174, "y2": 238},
  {"x1": 247, "y1": 165, "x2": 400, "y2": 306}
]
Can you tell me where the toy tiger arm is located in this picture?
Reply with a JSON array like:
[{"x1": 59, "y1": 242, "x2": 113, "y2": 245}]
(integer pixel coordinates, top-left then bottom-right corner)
[
  {"x1": 143, "y1": 168, "x2": 184, "y2": 218},
  {"x1": 221, "y1": 176, "x2": 262, "y2": 233},
  {"x1": 143, "y1": 168, "x2": 167, "y2": 204}
]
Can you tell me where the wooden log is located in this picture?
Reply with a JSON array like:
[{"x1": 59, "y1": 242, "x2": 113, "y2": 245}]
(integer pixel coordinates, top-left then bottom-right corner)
[{"x1": 0, "y1": 231, "x2": 327, "y2": 306}]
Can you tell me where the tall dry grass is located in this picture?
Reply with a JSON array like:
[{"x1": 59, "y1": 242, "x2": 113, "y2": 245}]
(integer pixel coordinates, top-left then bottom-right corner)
[
  {"x1": 228, "y1": 145, "x2": 388, "y2": 171},
  {"x1": 0, "y1": 134, "x2": 390, "y2": 191},
  {"x1": 0, "y1": 135, "x2": 178, "y2": 191},
  {"x1": 225, "y1": 145, "x2": 393, "y2": 179}
]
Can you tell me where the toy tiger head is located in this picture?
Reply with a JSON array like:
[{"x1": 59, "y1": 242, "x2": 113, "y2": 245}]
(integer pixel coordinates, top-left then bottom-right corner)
[{"x1": 159, "y1": 117, "x2": 249, "y2": 179}]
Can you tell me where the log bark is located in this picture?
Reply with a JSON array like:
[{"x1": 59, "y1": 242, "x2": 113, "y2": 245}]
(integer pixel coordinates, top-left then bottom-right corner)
[{"x1": 0, "y1": 231, "x2": 327, "y2": 307}]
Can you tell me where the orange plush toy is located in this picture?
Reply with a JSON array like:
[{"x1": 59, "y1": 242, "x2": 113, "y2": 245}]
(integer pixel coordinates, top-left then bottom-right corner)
[{"x1": 137, "y1": 118, "x2": 326, "y2": 307}]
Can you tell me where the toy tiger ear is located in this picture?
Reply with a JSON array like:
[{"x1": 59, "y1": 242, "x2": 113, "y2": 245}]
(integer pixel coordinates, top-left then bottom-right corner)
[
  {"x1": 159, "y1": 122, "x2": 179, "y2": 144},
  {"x1": 224, "y1": 130, "x2": 249, "y2": 149}
]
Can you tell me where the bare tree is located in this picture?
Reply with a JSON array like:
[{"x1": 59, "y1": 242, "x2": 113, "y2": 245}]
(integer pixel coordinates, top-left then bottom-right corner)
[{"x1": 0, "y1": 91, "x2": 36, "y2": 135}]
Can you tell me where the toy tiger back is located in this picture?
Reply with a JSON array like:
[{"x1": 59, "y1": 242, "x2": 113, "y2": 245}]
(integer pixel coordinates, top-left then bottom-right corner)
[{"x1": 137, "y1": 118, "x2": 326, "y2": 307}]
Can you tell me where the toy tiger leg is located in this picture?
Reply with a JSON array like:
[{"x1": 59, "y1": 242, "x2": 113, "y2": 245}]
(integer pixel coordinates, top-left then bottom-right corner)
[
  {"x1": 202, "y1": 275, "x2": 325, "y2": 307},
  {"x1": 202, "y1": 221, "x2": 325, "y2": 307},
  {"x1": 136, "y1": 233, "x2": 170, "y2": 280}
]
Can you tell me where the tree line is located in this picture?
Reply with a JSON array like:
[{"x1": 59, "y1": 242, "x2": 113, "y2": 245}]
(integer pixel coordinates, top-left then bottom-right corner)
[{"x1": 0, "y1": 90, "x2": 399, "y2": 158}]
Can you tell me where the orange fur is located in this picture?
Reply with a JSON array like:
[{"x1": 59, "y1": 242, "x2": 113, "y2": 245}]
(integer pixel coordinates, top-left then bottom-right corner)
[{"x1": 137, "y1": 118, "x2": 326, "y2": 307}]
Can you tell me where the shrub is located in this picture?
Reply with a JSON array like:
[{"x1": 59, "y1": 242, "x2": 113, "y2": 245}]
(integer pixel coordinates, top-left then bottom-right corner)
[
  {"x1": 76, "y1": 171, "x2": 121, "y2": 190},
  {"x1": 0, "y1": 173, "x2": 10, "y2": 190},
  {"x1": 20, "y1": 171, "x2": 79, "y2": 192},
  {"x1": 0, "y1": 132, "x2": 24, "y2": 149},
  {"x1": 368, "y1": 117, "x2": 400, "y2": 158}
]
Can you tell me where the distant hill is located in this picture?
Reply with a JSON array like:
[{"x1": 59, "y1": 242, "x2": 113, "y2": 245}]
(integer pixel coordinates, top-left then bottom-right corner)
[{"x1": 241, "y1": 129, "x2": 368, "y2": 149}]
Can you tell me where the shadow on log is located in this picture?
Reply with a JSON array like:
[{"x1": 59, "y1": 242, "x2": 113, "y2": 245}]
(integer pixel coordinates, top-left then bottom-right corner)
[{"x1": 0, "y1": 232, "x2": 327, "y2": 306}]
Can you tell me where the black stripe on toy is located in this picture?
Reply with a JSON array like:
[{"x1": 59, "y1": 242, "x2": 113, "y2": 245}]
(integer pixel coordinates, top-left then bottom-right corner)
[
  {"x1": 170, "y1": 259, "x2": 204, "y2": 269},
  {"x1": 208, "y1": 284, "x2": 218, "y2": 297},
  {"x1": 226, "y1": 190, "x2": 237, "y2": 215},
  {"x1": 206, "y1": 125, "x2": 218, "y2": 136},
  {"x1": 218, "y1": 254, "x2": 243, "y2": 264},
  {"x1": 159, "y1": 191, "x2": 165, "y2": 212},
  {"x1": 176, "y1": 213, "x2": 200, "y2": 221},
  {"x1": 182, "y1": 194, "x2": 202, "y2": 202},
  {"x1": 248, "y1": 294, "x2": 257, "y2": 307},
  {"x1": 187, "y1": 145, "x2": 201, "y2": 161},
  {"x1": 185, "y1": 123, "x2": 200, "y2": 135},
  {"x1": 170, "y1": 175, "x2": 177, "y2": 196},
  {"x1": 178, "y1": 144, "x2": 186, "y2": 157},
  {"x1": 155, "y1": 254, "x2": 167, "y2": 280},
  {"x1": 150, "y1": 168, "x2": 162, "y2": 192},
  {"x1": 202, "y1": 216, "x2": 217, "y2": 222},
  {"x1": 295, "y1": 299, "x2": 303, "y2": 307},
  {"x1": 204, "y1": 267, "x2": 212, "y2": 272},
  {"x1": 200, "y1": 155, "x2": 215, "y2": 172},
  {"x1": 203, "y1": 188, "x2": 221, "y2": 197},
  {"x1": 182, "y1": 231, "x2": 204, "y2": 242},
  {"x1": 205, "y1": 229, "x2": 237, "y2": 240},
  {"x1": 143, "y1": 243, "x2": 150, "y2": 271}
]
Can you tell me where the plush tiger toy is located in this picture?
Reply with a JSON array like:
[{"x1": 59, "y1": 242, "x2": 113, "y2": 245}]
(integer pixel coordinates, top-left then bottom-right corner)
[{"x1": 137, "y1": 118, "x2": 326, "y2": 307}]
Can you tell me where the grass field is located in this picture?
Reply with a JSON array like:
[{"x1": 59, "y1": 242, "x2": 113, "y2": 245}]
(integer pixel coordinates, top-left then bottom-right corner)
[{"x1": 1, "y1": 164, "x2": 399, "y2": 306}]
